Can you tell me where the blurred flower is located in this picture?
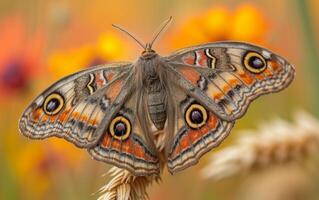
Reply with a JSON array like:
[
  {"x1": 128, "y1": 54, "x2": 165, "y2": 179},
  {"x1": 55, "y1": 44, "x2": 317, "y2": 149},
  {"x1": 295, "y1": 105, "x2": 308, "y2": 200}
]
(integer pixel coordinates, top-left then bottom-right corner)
[
  {"x1": 229, "y1": 4, "x2": 269, "y2": 43},
  {"x1": 169, "y1": 4, "x2": 269, "y2": 48},
  {"x1": 48, "y1": 45, "x2": 96, "y2": 78},
  {"x1": 201, "y1": 111, "x2": 319, "y2": 181},
  {"x1": 96, "y1": 31, "x2": 127, "y2": 60},
  {"x1": 48, "y1": 31, "x2": 128, "y2": 78},
  {"x1": 0, "y1": 15, "x2": 45, "y2": 99},
  {"x1": 5, "y1": 135, "x2": 86, "y2": 198},
  {"x1": 202, "y1": 6, "x2": 231, "y2": 41}
]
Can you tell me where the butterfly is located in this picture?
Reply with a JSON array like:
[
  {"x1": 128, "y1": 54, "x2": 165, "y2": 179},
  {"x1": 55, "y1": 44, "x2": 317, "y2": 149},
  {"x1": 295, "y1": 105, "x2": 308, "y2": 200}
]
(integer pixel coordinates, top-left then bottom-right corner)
[{"x1": 19, "y1": 17, "x2": 295, "y2": 176}]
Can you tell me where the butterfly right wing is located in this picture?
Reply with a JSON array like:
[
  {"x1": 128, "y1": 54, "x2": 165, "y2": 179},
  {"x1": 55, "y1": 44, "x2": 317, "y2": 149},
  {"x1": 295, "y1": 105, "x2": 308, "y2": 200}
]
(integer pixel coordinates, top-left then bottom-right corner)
[
  {"x1": 166, "y1": 42, "x2": 295, "y2": 121},
  {"x1": 19, "y1": 63, "x2": 133, "y2": 148},
  {"x1": 164, "y1": 84, "x2": 234, "y2": 174}
]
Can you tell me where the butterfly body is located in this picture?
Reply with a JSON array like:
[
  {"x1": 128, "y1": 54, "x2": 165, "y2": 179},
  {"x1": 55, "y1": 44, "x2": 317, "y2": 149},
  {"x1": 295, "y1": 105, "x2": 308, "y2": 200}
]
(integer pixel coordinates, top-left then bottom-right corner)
[
  {"x1": 134, "y1": 48, "x2": 169, "y2": 130},
  {"x1": 19, "y1": 41, "x2": 295, "y2": 176}
]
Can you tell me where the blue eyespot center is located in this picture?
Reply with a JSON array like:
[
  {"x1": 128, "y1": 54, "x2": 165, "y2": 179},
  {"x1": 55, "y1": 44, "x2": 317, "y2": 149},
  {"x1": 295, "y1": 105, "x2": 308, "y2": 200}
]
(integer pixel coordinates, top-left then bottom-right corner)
[
  {"x1": 248, "y1": 56, "x2": 264, "y2": 69},
  {"x1": 114, "y1": 121, "x2": 127, "y2": 137},
  {"x1": 46, "y1": 98, "x2": 60, "y2": 112}
]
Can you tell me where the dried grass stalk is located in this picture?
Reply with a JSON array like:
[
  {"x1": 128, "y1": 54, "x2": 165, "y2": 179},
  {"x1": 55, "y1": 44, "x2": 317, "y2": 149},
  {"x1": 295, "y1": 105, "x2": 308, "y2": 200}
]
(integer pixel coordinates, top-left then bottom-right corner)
[
  {"x1": 97, "y1": 167, "x2": 161, "y2": 200},
  {"x1": 201, "y1": 111, "x2": 319, "y2": 181},
  {"x1": 98, "y1": 130, "x2": 165, "y2": 200}
]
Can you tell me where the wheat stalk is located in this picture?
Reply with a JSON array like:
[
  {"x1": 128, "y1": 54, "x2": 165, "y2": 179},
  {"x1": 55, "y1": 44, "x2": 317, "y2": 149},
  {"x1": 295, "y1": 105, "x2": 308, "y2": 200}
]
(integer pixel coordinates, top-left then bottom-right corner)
[
  {"x1": 201, "y1": 111, "x2": 319, "y2": 181},
  {"x1": 97, "y1": 130, "x2": 165, "y2": 200}
]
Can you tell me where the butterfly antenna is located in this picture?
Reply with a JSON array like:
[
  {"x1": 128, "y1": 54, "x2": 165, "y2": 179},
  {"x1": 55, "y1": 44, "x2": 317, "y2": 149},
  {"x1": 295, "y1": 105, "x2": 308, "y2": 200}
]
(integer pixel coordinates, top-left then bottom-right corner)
[
  {"x1": 150, "y1": 16, "x2": 173, "y2": 48},
  {"x1": 112, "y1": 24, "x2": 146, "y2": 49}
]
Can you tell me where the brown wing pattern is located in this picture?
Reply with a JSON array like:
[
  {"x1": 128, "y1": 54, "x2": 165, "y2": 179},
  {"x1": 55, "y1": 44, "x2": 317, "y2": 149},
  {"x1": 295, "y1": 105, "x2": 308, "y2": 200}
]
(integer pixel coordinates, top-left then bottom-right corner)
[
  {"x1": 165, "y1": 42, "x2": 294, "y2": 173},
  {"x1": 165, "y1": 86, "x2": 234, "y2": 174},
  {"x1": 167, "y1": 42, "x2": 295, "y2": 121},
  {"x1": 19, "y1": 63, "x2": 132, "y2": 148},
  {"x1": 88, "y1": 92, "x2": 160, "y2": 176}
]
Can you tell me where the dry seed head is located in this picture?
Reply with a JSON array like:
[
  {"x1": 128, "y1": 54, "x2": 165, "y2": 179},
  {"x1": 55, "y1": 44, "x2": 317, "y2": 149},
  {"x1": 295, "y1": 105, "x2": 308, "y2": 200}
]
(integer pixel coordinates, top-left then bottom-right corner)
[{"x1": 201, "y1": 111, "x2": 319, "y2": 181}]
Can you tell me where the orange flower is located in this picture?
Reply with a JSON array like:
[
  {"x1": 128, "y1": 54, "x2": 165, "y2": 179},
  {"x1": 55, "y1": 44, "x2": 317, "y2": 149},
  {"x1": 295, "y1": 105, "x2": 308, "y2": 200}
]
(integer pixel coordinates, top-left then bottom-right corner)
[
  {"x1": 202, "y1": 6, "x2": 231, "y2": 41},
  {"x1": 229, "y1": 4, "x2": 269, "y2": 44},
  {"x1": 170, "y1": 16, "x2": 208, "y2": 48},
  {"x1": 48, "y1": 45, "x2": 96, "y2": 78},
  {"x1": 169, "y1": 3, "x2": 269, "y2": 49},
  {"x1": 96, "y1": 31, "x2": 128, "y2": 61},
  {"x1": 48, "y1": 30, "x2": 128, "y2": 78}
]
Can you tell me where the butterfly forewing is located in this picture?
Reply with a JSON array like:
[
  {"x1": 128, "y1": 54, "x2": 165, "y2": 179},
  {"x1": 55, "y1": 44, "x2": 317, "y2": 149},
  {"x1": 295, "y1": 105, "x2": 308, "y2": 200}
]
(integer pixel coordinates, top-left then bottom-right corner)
[
  {"x1": 19, "y1": 63, "x2": 132, "y2": 148},
  {"x1": 166, "y1": 42, "x2": 295, "y2": 121}
]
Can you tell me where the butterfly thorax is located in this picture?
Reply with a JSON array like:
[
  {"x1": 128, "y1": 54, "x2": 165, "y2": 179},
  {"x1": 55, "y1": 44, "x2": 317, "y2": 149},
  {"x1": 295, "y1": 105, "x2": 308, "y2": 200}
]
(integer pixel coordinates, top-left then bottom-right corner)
[{"x1": 136, "y1": 52, "x2": 168, "y2": 130}]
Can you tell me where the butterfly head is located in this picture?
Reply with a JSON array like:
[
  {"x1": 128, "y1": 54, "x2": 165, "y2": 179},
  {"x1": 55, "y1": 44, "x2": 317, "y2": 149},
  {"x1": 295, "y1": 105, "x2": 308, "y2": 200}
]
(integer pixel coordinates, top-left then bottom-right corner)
[
  {"x1": 112, "y1": 17, "x2": 172, "y2": 60},
  {"x1": 141, "y1": 43, "x2": 157, "y2": 59}
]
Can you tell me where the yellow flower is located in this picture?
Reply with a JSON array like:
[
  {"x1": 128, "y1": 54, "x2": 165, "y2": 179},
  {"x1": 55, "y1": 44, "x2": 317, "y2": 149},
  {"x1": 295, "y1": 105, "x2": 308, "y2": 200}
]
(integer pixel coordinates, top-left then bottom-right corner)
[
  {"x1": 96, "y1": 31, "x2": 127, "y2": 61},
  {"x1": 202, "y1": 6, "x2": 231, "y2": 41},
  {"x1": 170, "y1": 3, "x2": 269, "y2": 49},
  {"x1": 47, "y1": 31, "x2": 128, "y2": 79},
  {"x1": 230, "y1": 4, "x2": 269, "y2": 44},
  {"x1": 48, "y1": 45, "x2": 95, "y2": 78}
]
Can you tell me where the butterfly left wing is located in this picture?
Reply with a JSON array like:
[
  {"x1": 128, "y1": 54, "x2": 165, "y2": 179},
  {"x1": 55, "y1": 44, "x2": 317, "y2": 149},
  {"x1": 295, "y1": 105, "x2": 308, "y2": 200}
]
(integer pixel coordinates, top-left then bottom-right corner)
[
  {"x1": 19, "y1": 63, "x2": 133, "y2": 148},
  {"x1": 88, "y1": 90, "x2": 160, "y2": 176},
  {"x1": 165, "y1": 41, "x2": 295, "y2": 121}
]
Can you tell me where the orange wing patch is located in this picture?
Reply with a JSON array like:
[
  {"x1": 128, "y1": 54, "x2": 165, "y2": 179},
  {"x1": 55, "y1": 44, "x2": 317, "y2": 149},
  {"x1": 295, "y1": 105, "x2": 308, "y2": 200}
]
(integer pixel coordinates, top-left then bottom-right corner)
[
  {"x1": 182, "y1": 53, "x2": 195, "y2": 65},
  {"x1": 89, "y1": 130, "x2": 160, "y2": 176},
  {"x1": 179, "y1": 68, "x2": 201, "y2": 85},
  {"x1": 99, "y1": 132, "x2": 157, "y2": 163},
  {"x1": 238, "y1": 72, "x2": 256, "y2": 86},
  {"x1": 95, "y1": 71, "x2": 107, "y2": 88},
  {"x1": 105, "y1": 79, "x2": 123, "y2": 101},
  {"x1": 268, "y1": 60, "x2": 283, "y2": 73},
  {"x1": 31, "y1": 108, "x2": 98, "y2": 126},
  {"x1": 196, "y1": 50, "x2": 209, "y2": 67},
  {"x1": 170, "y1": 112, "x2": 220, "y2": 159}
]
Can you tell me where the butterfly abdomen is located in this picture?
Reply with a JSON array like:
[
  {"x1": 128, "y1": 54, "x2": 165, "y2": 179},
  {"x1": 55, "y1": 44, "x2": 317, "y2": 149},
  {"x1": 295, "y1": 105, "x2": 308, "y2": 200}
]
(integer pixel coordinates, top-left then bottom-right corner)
[
  {"x1": 148, "y1": 89, "x2": 167, "y2": 130},
  {"x1": 145, "y1": 70, "x2": 167, "y2": 129}
]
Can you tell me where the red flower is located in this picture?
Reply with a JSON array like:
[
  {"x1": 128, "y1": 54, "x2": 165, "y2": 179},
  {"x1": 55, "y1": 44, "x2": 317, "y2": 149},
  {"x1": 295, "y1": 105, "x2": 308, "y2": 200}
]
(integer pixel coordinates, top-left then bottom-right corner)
[{"x1": 0, "y1": 14, "x2": 45, "y2": 99}]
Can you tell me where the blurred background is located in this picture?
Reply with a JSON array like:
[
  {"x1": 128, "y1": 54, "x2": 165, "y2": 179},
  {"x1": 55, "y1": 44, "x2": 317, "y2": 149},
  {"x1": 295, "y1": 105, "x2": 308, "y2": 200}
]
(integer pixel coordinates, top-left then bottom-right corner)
[{"x1": 0, "y1": 0, "x2": 318, "y2": 199}]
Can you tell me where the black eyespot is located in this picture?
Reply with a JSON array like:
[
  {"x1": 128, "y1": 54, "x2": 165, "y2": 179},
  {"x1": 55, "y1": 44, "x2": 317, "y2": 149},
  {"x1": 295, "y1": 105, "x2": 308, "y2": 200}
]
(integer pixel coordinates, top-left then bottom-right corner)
[
  {"x1": 248, "y1": 56, "x2": 264, "y2": 69},
  {"x1": 185, "y1": 104, "x2": 208, "y2": 129},
  {"x1": 109, "y1": 116, "x2": 131, "y2": 140},
  {"x1": 244, "y1": 52, "x2": 267, "y2": 73},
  {"x1": 46, "y1": 98, "x2": 60, "y2": 112},
  {"x1": 190, "y1": 109, "x2": 204, "y2": 124},
  {"x1": 43, "y1": 93, "x2": 64, "y2": 115},
  {"x1": 114, "y1": 121, "x2": 127, "y2": 137}
]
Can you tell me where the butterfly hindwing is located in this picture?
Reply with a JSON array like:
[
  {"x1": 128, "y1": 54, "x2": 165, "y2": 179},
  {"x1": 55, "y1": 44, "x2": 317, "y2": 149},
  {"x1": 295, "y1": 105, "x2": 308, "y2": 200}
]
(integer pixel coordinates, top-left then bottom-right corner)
[
  {"x1": 19, "y1": 63, "x2": 132, "y2": 148},
  {"x1": 166, "y1": 41, "x2": 295, "y2": 121},
  {"x1": 165, "y1": 85, "x2": 234, "y2": 174},
  {"x1": 88, "y1": 91, "x2": 160, "y2": 176}
]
